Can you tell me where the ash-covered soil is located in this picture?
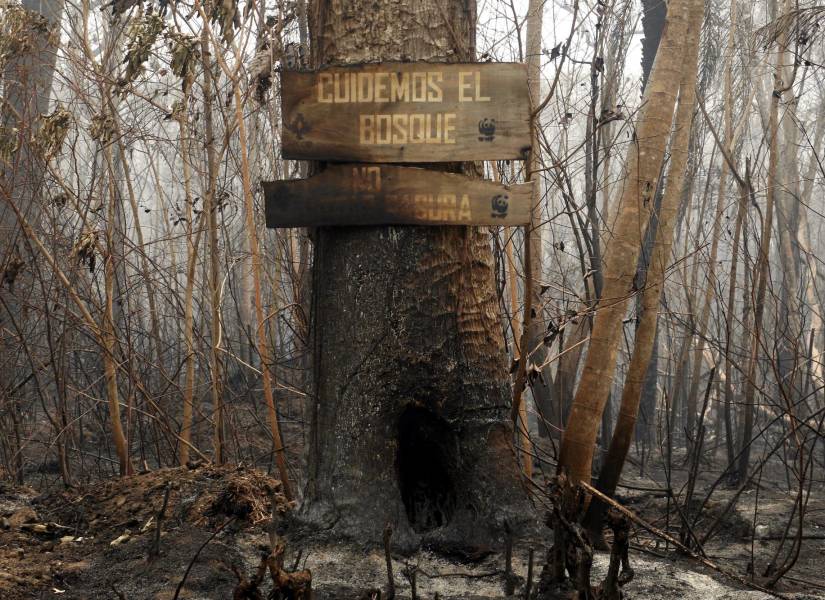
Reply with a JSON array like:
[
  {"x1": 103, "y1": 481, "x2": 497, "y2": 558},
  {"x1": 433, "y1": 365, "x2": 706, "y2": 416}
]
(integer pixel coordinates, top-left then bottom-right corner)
[
  {"x1": 0, "y1": 464, "x2": 289, "y2": 599},
  {"x1": 1, "y1": 463, "x2": 823, "y2": 599}
]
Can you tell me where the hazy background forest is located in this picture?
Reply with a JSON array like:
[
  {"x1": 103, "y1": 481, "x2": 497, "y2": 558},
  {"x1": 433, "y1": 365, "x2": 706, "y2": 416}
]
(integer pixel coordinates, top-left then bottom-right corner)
[{"x1": 2, "y1": 0, "x2": 825, "y2": 597}]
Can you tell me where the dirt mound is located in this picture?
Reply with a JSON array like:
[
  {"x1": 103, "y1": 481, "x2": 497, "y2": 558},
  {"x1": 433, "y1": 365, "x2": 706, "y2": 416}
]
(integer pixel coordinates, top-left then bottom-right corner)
[
  {"x1": 37, "y1": 463, "x2": 287, "y2": 535},
  {"x1": 0, "y1": 464, "x2": 289, "y2": 599}
]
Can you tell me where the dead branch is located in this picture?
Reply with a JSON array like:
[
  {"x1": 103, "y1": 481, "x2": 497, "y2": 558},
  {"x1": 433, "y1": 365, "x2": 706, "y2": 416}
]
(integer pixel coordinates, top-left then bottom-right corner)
[{"x1": 148, "y1": 482, "x2": 171, "y2": 562}]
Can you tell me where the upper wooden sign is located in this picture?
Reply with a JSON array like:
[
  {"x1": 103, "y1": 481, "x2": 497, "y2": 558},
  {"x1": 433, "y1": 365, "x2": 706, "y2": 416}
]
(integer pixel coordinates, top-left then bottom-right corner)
[
  {"x1": 264, "y1": 164, "x2": 532, "y2": 227},
  {"x1": 280, "y1": 63, "x2": 531, "y2": 162}
]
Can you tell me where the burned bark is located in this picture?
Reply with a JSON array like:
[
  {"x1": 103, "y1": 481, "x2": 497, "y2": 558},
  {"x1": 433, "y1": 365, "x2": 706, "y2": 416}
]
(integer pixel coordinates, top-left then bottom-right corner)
[{"x1": 299, "y1": 0, "x2": 531, "y2": 550}]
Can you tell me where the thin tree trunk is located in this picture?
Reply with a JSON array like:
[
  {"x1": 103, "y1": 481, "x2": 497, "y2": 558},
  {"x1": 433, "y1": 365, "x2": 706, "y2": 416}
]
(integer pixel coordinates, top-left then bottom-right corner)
[
  {"x1": 232, "y1": 72, "x2": 294, "y2": 499},
  {"x1": 737, "y1": 27, "x2": 789, "y2": 482},
  {"x1": 511, "y1": 0, "x2": 544, "y2": 480},
  {"x1": 179, "y1": 92, "x2": 202, "y2": 466},
  {"x1": 493, "y1": 162, "x2": 533, "y2": 479},
  {"x1": 719, "y1": 0, "x2": 745, "y2": 469},
  {"x1": 103, "y1": 209, "x2": 132, "y2": 476},
  {"x1": 200, "y1": 28, "x2": 225, "y2": 464},
  {"x1": 506, "y1": 225, "x2": 532, "y2": 479},
  {"x1": 775, "y1": 62, "x2": 806, "y2": 415}
]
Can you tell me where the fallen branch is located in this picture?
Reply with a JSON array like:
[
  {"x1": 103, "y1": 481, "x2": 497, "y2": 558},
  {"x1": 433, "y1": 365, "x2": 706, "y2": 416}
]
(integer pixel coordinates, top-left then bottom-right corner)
[{"x1": 579, "y1": 482, "x2": 791, "y2": 600}]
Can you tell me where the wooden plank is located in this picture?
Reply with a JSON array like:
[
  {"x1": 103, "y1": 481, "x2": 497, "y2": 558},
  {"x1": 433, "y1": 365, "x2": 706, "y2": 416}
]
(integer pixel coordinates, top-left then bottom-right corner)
[
  {"x1": 281, "y1": 62, "x2": 531, "y2": 162},
  {"x1": 264, "y1": 164, "x2": 532, "y2": 227}
]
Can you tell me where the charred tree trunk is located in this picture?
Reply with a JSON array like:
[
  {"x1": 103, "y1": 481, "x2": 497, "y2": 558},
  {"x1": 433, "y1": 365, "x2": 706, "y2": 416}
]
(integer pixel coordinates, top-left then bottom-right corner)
[
  {"x1": 0, "y1": 0, "x2": 63, "y2": 258},
  {"x1": 300, "y1": 0, "x2": 530, "y2": 549},
  {"x1": 0, "y1": 0, "x2": 64, "y2": 480}
]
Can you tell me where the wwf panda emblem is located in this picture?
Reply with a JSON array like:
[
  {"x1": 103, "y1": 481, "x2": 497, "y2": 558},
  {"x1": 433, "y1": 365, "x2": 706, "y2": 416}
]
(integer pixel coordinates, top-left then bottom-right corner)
[{"x1": 491, "y1": 194, "x2": 509, "y2": 218}]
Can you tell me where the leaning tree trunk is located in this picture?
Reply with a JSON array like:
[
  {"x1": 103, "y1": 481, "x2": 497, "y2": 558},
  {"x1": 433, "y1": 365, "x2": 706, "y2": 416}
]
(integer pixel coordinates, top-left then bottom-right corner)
[
  {"x1": 301, "y1": 0, "x2": 530, "y2": 549},
  {"x1": 557, "y1": 0, "x2": 691, "y2": 485},
  {"x1": 582, "y1": 0, "x2": 704, "y2": 538}
]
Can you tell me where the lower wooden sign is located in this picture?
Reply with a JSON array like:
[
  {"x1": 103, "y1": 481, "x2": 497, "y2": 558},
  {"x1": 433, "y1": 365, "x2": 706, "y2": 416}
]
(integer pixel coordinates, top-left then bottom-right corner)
[{"x1": 264, "y1": 165, "x2": 532, "y2": 227}]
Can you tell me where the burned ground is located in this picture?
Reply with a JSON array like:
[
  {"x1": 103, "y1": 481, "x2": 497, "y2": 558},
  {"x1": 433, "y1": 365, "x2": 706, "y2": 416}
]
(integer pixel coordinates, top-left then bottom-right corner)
[{"x1": 1, "y1": 460, "x2": 823, "y2": 599}]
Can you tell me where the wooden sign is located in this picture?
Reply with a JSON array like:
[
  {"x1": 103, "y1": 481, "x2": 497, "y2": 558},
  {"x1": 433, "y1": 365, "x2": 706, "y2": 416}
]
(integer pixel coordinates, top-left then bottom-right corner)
[
  {"x1": 264, "y1": 165, "x2": 532, "y2": 227},
  {"x1": 280, "y1": 63, "x2": 531, "y2": 162}
]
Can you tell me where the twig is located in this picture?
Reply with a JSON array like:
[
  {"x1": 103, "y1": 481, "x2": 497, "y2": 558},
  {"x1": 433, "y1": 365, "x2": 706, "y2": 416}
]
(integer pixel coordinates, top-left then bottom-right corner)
[
  {"x1": 579, "y1": 482, "x2": 790, "y2": 600},
  {"x1": 524, "y1": 547, "x2": 534, "y2": 600},
  {"x1": 782, "y1": 574, "x2": 825, "y2": 591},
  {"x1": 402, "y1": 563, "x2": 418, "y2": 600},
  {"x1": 414, "y1": 567, "x2": 503, "y2": 579},
  {"x1": 172, "y1": 517, "x2": 236, "y2": 600},
  {"x1": 383, "y1": 523, "x2": 395, "y2": 600},
  {"x1": 630, "y1": 542, "x2": 671, "y2": 560},
  {"x1": 148, "y1": 482, "x2": 171, "y2": 562}
]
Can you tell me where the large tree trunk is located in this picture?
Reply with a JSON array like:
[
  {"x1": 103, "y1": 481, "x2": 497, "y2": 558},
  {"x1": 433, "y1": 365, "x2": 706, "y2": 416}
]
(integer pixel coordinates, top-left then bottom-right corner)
[
  {"x1": 0, "y1": 0, "x2": 63, "y2": 246},
  {"x1": 301, "y1": 0, "x2": 530, "y2": 549},
  {"x1": 640, "y1": 0, "x2": 667, "y2": 93},
  {"x1": 231, "y1": 66, "x2": 294, "y2": 499},
  {"x1": 0, "y1": 0, "x2": 64, "y2": 480},
  {"x1": 0, "y1": 0, "x2": 63, "y2": 393}
]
